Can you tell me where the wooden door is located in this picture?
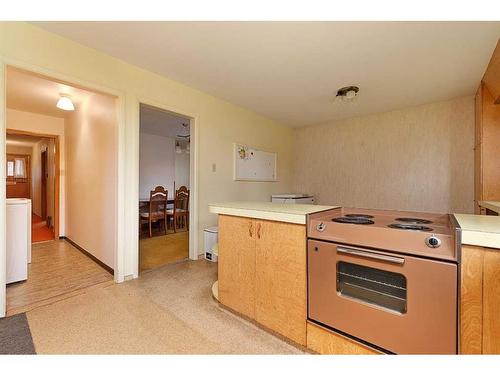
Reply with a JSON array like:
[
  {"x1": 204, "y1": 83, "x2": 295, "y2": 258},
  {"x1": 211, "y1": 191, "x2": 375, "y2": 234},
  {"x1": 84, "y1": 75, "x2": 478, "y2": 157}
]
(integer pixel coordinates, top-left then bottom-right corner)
[
  {"x1": 218, "y1": 215, "x2": 256, "y2": 319},
  {"x1": 6, "y1": 154, "x2": 31, "y2": 199},
  {"x1": 255, "y1": 219, "x2": 307, "y2": 345},
  {"x1": 41, "y1": 150, "x2": 48, "y2": 220}
]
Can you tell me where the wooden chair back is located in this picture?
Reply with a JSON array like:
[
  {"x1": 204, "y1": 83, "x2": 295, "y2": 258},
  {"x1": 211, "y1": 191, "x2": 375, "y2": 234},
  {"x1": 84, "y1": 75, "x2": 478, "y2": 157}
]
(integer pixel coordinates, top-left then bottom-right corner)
[
  {"x1": 149, "y1": 186, "x2": 168, "y2": 216},
  {"x1": 174, "y1": 186, "x2": 189, "y2": 211}
]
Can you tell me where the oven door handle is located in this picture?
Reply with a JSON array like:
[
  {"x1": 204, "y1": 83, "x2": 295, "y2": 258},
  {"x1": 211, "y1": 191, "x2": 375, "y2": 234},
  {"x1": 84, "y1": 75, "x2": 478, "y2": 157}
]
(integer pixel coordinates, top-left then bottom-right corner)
[{"x1": 337, "y1": 246, "x2": 405, "y2": 265}]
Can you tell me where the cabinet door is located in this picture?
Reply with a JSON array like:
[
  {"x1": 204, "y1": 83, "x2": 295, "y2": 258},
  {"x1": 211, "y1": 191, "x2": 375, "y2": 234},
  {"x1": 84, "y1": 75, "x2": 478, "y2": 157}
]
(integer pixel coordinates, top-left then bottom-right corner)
[
  {"x1": 255, "y1": 219, "x2": 307, "y2": 345},
  {"x1": 218, "y1": 215, "x2": 256, "y2": 319}
]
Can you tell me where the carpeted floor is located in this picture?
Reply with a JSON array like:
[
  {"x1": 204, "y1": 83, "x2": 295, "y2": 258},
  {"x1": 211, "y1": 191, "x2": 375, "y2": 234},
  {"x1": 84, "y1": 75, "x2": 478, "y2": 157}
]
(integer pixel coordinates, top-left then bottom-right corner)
[
  {"x1": 0, "y1": 313, "x2": 36, "y2": 354},
  {"x1": 25, "y1": 260, "x2": 302, "y2": 354},
  {"x1": 139, "y1": 231, "x2": 189, "y2": 272}
]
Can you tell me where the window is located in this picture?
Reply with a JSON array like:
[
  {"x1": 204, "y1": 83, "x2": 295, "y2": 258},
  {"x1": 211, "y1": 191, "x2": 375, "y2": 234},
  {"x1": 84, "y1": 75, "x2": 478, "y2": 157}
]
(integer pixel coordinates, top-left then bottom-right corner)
[
  {"x1": 7, "y1": 161, "x2": 14, "y2": 177},
  {"x1": 14, "y1": 158, "x2": 26, "y2": 178}
]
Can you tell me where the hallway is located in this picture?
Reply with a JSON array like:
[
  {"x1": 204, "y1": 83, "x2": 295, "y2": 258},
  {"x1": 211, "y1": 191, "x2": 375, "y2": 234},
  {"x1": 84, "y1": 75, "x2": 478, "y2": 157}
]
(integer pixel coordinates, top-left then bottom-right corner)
[
  {"x1": 6, "y1": 240, "x2": 113, "y2": 317},
  {"x1": 31, "y1": 214, "x2": 54, "y2": 243}
]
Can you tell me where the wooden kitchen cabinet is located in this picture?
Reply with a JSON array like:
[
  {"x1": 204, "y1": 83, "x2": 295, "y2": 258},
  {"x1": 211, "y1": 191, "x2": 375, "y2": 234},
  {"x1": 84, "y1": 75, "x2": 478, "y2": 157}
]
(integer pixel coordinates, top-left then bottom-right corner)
[
  {"x1": 460, "y1": 245, "x2": 500, "y2": 354},
  {"x1": 217, "y1": 214, "x2": 307, "y2": 345},
  {"x1": 218, "y1": 215, "x2": 256, "y2": 319},
  {"x1": 474, "y1": 41, "x2": 500, "y2": 213},
  {"x1": 255, "y1": 220, "x2": 306, "y2": 345}
]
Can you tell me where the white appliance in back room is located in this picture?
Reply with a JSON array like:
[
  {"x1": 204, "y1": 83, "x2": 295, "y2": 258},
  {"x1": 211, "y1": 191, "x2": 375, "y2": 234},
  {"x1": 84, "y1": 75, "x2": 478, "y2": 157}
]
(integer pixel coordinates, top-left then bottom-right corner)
[
  {"x1": 271, "y1": 193, "x2": 315, "y2": 204},
  {"x1": 6, "y1": 198, "x2": 32, "y2": 284}
]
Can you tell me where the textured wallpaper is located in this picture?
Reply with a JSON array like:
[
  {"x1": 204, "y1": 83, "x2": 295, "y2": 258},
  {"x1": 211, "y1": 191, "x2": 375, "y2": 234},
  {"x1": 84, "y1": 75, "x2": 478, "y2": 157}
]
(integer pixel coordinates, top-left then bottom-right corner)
[{"x1": 294, "y1": 96, "x2": 475, "y2": 214}]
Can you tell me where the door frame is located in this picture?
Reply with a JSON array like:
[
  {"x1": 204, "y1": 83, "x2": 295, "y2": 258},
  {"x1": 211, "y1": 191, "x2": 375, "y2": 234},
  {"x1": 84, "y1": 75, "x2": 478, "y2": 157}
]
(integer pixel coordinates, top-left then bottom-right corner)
[
  {"x1": 0, "y1": 57, "x2": 127, "y2": 318},
  {"x1": 6, "y1": 129, "x2": 61, "y2": 238},
  {"x1": 136, "y1": 97, "x2": 199, "y2": 269},
  {"x1": 40, "y1": 148, "x2": 47, "y2": 220}
]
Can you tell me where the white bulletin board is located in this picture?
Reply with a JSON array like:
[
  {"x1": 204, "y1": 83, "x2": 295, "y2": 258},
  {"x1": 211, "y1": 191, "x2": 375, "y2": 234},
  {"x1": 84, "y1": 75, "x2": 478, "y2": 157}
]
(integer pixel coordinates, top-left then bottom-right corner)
[{"x1": 233, "y1": 143, "x2": 277, "y2": 181}]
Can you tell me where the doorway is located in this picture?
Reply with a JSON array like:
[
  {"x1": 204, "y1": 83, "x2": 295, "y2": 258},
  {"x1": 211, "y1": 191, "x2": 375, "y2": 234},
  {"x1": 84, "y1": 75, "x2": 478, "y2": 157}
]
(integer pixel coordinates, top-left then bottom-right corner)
[
  {"x1": 138, "y1": 104, "x2": 192, "y2": 273},
  {"x1": 3, "y1": 65, "x2": 118, "y2": 316},
  {"x1": 6, "y1": 130, "x2": 59, "y2": 243}
]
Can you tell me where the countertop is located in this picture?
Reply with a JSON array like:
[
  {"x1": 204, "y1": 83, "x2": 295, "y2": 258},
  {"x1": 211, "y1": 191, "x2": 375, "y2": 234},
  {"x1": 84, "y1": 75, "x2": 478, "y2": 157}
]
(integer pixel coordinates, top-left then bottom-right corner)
[
  {"x1": 454, "y1": 214, "x2": 500, "y2": 249},
  {"x1": 478, "y1": 200, "x2": 500, "y2": 214},
  {"x1": 209, "y1": 201, "x2": 338, "y2": 224}
]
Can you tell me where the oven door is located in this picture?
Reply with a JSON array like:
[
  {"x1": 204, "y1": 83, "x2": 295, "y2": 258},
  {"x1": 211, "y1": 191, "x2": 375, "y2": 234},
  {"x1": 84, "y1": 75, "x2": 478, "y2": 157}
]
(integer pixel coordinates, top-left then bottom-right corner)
[{"x1": 307, "y1": 239, "x2": 457, "y2": 354}]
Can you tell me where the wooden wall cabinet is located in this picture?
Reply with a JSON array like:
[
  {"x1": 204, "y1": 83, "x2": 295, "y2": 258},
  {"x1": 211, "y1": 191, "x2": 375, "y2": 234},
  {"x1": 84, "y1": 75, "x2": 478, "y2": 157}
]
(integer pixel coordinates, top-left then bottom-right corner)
[
  {"x1": 218, "y1": 214, "x2": 307, "y2": 345},
  {"x1": 475, "y1": 41, "x2": 500, "y2": 213},
  {"x1": 460, "y1": 245, "x2": 500, "y2": 354}
]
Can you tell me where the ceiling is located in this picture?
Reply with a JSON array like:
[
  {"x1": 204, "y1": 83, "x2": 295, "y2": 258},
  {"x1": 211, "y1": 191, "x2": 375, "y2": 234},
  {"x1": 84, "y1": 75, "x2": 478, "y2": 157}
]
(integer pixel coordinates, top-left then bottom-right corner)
[
  {"x1": 34, "y1": 22, "x2": 500, "y2": 126},
  {"x1": 140, "y1": 104, "x2": 190, "y2": 139},
  {"x1": 6, "y1": 66, "x2": 110, "y2": 118},
  {"x1": 6, "y1": 133, "x2": 45, "y2": 148}
]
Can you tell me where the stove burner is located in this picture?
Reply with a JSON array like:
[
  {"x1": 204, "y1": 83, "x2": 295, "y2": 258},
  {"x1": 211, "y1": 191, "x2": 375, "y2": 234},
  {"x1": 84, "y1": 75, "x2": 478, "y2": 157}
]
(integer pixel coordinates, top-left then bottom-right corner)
[
  {"x1": 332, "y1": 217, "x2": 375, "y2": 225},
  {"x1": 388, "y1": 223, "x2": 433, "y2": 231},
  {"x1": 395, "y1": 217, "x2": 433, "y2": 224},
  {"x1": 344, "y1": 214, "x2": 374, "y2": 219}
]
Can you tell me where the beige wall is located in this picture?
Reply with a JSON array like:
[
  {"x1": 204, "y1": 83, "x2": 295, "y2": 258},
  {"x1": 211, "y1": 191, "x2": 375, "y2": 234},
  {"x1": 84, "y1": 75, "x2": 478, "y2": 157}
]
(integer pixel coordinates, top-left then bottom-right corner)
[
  {"x1": 0, "y1": 22, "x2": 295, "y2": 279},
  {"x1": 65, "y1": 93, "x2": 117, "y2": 268},
  {"x1": 6, "y1": 109, "x2": 65, "y2": 232},
  {"x1": 139, "y1": 133, "x2": 176, "y2": 199},
  {"x1": 294, "y1": 96, "x2": 475, "y2": 214}
]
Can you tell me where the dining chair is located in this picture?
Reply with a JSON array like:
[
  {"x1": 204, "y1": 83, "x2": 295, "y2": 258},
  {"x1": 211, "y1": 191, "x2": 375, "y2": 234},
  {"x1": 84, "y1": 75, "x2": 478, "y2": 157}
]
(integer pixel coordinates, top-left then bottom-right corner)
[
  {"x1": 167, "y1": 186, "x2": 189, "y2": 233},
  {"x1": 140, "y1": 186, "x2": 168, "y2": 237}
]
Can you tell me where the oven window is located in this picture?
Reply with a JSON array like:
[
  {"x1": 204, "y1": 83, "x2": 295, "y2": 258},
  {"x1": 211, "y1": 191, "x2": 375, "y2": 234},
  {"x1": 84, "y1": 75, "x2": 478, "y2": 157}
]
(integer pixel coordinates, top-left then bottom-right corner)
[{"x1": 336, "y1": 261, "x2": 407, "y2": 313}]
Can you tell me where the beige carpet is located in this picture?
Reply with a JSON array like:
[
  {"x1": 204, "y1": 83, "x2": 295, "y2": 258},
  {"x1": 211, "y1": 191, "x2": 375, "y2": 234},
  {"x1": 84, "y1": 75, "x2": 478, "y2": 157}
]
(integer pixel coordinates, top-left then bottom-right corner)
[
  {"x1": 26, "y1": 260, "x2": 302, "y2": 354},
  {"x1": 139, "y1": 231, "x2": 189, "y2": 272}
]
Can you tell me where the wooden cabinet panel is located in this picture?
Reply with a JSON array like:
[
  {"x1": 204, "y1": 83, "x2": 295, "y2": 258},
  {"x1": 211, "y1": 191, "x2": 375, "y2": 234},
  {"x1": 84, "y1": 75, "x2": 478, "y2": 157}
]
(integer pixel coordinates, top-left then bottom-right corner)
[
  {"x1": 481, "y1": 85, "x2": 500, "y2": 201},
  {"x1": 460, "y1": 245, "x2": 500, "y2": 354},
  {"x1": 255, "y1": 220, "x2": 306, "y2": 345},
  {"x1": 218, "y1": 215, "x2": 256, "y2": 319},
  {"x1": 307, "y1": 322, "x2": 379, "y2": 354},
  {"x1": 483, "y1": 249, "x2": 500, "y2": 354},
  {"x1": 483, "y1": 40, "x2": 500, "y2": 105},
  {"x1": 460, "y1": 245, "x2": 484, "y2": 354}
]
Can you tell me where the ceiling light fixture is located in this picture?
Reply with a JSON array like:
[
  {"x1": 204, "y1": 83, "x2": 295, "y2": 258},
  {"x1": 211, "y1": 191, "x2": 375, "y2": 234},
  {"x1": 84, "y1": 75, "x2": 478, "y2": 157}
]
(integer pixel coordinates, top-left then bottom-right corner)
[
  {"x1": 56, "y1": 95, "x2": 75, "y2": 111},
  {"x1": 335, "y1": 86, "x2": 359, "y2": 103}
]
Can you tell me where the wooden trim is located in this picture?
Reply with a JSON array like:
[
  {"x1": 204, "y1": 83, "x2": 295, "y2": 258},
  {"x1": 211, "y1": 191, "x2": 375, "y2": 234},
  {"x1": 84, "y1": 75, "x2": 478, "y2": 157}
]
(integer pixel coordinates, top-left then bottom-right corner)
[
  {"x1": 6, "y1": 128, "x2": 60, "y2": 238},
  {"x1": 306, "y1": 321, "x2": 381, "y2": 355},
  {"x1": 62, "y1": 237, "x2": 114, "y2": 275}
]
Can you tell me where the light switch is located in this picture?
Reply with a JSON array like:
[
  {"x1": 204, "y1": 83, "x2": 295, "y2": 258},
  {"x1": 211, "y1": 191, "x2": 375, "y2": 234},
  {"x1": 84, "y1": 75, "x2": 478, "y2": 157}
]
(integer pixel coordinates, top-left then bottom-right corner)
[{"x1": 212, "y1": 163, "x2": 216, "y2": 172}]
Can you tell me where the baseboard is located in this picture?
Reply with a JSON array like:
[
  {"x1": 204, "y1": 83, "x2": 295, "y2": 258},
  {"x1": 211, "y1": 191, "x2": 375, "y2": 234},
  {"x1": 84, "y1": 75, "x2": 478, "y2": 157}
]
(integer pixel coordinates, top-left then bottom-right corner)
[{"x1": 60, "y1": 236, "x2": 114, "y2": 275}]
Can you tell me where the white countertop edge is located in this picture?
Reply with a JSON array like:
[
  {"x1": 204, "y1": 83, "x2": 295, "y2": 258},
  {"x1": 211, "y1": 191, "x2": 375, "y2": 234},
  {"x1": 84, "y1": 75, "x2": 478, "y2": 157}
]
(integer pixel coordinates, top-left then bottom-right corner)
[
  {"x1": 209, "y1": 205, "x2": 308, "y2": 224},
  {"x1": 461, "y1": 230, "x2": 500, "y2": 250},
  {"x1": 209, "y1": 203, "x2": 338, "y2": 225},
  {"x1": 478, "y1": 201, "x2": 500, "y2": 214}
]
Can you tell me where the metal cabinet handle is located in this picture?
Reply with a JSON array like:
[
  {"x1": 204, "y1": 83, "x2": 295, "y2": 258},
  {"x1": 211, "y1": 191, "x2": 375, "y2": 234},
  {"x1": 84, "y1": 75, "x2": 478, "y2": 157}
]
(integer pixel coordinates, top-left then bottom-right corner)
[{"x1": 337, "y1": 246, "x2": 405, "y2": 265}]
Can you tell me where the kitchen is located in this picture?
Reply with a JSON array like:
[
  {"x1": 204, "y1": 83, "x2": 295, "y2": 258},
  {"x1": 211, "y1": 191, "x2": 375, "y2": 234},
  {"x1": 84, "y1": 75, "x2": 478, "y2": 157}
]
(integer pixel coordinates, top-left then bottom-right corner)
[
  {"x1": 209, "y1": 37, "x2": 500, "y2": 355},
  {"x1": 0, "y1": 19, "x2": 499, "y2": 363}
]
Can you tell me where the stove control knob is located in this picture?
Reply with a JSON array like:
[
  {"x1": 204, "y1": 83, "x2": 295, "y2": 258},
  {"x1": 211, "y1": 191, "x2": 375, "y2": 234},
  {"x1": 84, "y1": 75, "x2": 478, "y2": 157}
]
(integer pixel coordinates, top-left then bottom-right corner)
[
  {"x1": 316, "y1": 222, "x2": 326, "y2": 232},
  {"x1": 425, "y1": 236, "x2": 441, "y2": 248}
]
